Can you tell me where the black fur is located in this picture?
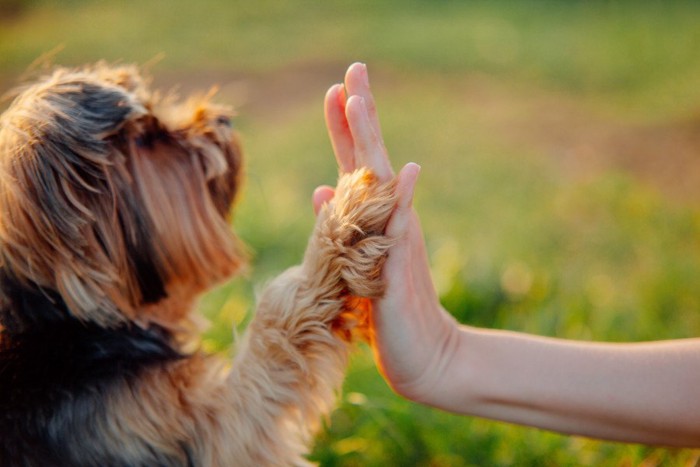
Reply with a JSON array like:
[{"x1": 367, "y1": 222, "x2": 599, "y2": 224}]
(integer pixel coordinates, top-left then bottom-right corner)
[
  {"x1": 118, "y1": 191, "x2": 169, "y2": 305},
  {"x1": 0, "y1": 272, "x2": 185, "y2": 466}
]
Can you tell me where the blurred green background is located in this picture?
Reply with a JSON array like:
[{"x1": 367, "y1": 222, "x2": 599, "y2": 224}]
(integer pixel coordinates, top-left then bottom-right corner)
[{"x1": 3, "y1": 0, "x2": 700, "y2": 465}]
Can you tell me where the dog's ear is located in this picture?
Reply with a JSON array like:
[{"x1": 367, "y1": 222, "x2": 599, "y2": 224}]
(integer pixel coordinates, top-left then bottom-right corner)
[
  {"x1": 0, "y1": 68, "x2": 148, "y2": 326},
  {"x1": 122, "y1": 104, "x2": 244, "y2": 313},
  {"x1": 160, "y1": 99, "x2": 243, "y2": 218}
]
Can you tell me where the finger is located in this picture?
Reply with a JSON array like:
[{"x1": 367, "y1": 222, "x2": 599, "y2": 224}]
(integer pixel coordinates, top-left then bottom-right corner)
[
  {"x1": 385, "y1": 163, "x2": 421, "y2": 239},
  {"x1": 312, "y1": 185, "x2": 335, "y2": 216},
  {"x1": 324, "y1": 83, "x2": 355, "y2": 173},
  {"x1": 344, "y1": 63, "x2": 393, "y2": 179},
  {"x1": 372, "y1": 164, "x2": 420, "y2": 316},
  {"x1": 385, "y1": 164, "x2": 436, "y2": 301},
  {"x1": 344, "y1": 62, "x2": 383, "y2": 142},
  {"x1": 345, "y1": 95, "x2": 392, "y2": 180}
]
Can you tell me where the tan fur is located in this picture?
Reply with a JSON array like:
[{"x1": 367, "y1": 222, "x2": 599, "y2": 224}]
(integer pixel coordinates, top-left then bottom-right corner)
[{"x1": 0, "y1": 63, "x2": 396, "y2": 466}]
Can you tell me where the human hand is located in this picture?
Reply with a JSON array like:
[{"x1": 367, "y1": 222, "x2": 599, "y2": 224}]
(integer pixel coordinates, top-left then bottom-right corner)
[{"x1": 315, "y1": 63, "x2": 460, "y2": 405}]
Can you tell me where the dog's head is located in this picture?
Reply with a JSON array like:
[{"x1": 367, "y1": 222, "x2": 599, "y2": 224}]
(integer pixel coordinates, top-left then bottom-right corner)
[{"x1": 0, "y1": 63, "x2": 244, "y2": 332}]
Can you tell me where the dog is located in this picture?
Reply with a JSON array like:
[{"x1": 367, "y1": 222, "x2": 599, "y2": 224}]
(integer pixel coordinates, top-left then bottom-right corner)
[{"x1": 0, "y1": 63, "x2": 397, "y2": 466}]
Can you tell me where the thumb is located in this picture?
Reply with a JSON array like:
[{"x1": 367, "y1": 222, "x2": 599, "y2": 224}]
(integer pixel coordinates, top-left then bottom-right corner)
[
  {"x1": 386, "y1": 163, "x2": 420, "y2": 239},
  {"x1": 312, "y1": 185, "x2": 335, "y2": 216}
]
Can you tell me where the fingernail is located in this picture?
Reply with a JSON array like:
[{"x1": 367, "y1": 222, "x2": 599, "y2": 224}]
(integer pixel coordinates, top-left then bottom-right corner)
[
  {"x1": 407, "y1": 162, "x2": 421, "y2": 178},
  {"x1": 347, "y1": 95, "x2": 371, "y2": 124},
  {"x1": 362, "y1": 63, "x2": 370, "y2": 87}
]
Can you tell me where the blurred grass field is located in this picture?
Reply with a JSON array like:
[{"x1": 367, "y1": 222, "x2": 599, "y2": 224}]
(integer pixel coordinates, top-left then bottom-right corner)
[{"x1": 3, "y1": 1, "x2": 700, "y2": 465}]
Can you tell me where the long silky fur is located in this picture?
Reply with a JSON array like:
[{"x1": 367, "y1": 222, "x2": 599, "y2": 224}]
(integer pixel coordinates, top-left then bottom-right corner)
[{"x1": 0, "y1": 63, "x2": 396, "y2": 466}]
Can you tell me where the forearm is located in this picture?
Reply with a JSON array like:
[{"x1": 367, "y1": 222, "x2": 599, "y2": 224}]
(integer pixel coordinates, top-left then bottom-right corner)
[{"x1": 434, "y1": 325, "x2": 700, "y2": 446}]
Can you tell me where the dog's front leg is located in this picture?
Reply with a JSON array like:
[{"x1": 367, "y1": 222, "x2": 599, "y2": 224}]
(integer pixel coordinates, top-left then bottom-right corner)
[{"x1": 226, "y1": 168, "x2": 396, "y2": 466}]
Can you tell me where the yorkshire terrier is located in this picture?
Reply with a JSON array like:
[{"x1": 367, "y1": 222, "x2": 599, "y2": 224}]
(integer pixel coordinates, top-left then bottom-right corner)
[{"x1": 0, "y1": 63, "x2": 396, "y2": 466}]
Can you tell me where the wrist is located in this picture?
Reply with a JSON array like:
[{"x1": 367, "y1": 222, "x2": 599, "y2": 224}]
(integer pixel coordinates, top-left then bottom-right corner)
[
  {"x1": 404, "y1": 314, "x2": 476, "y2": 411},
  {"x1": 414, "y1": 324, "x2": 483, "y2": 414}
]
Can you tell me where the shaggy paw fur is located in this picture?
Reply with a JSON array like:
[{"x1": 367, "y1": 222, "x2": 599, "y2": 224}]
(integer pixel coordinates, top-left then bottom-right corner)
[{"x1": 309, "y1": 167, "x2": 397, "y2": 299}]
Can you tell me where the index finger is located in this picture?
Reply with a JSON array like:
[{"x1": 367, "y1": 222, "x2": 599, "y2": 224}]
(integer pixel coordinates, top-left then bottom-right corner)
[{"x1": 345, "y1": 63, "x2": 384, "y2": 145}]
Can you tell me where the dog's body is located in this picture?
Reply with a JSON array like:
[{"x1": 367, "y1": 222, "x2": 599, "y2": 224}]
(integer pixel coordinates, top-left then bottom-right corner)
[{"x1": 0, "y1": 64, "x2": 396, "y2": 466}]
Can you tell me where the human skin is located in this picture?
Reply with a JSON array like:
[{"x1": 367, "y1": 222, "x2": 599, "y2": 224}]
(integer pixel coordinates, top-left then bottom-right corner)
[{"x1": 314, "y1": 62, "x2": 700, "y2": 447}]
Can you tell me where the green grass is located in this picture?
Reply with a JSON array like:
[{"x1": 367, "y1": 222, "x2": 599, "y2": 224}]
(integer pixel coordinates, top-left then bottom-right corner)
[{"x1": 4, "y1": 1, "x2": 700, "y2": 465}]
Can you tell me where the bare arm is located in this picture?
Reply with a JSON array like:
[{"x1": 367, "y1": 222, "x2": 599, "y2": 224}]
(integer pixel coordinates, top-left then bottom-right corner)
[{"x1": 442, "y1": 326, "x2": 700, "y2": 446}]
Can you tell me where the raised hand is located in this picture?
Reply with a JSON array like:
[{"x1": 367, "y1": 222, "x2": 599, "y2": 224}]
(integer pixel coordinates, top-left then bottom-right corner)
[{"x1": 319, "y1": 63, "x2": 460, "y2": 405}]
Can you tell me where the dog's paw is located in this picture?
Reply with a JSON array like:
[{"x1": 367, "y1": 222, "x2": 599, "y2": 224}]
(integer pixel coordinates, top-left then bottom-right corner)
[{"x1": 318, "y1": 167, "x2": 397, "y2": 298}]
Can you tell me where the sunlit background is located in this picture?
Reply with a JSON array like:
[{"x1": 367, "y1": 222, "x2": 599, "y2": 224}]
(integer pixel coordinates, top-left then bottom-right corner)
[{"x1": 3, "y1": 1, "x2": 700, "y2": 465}]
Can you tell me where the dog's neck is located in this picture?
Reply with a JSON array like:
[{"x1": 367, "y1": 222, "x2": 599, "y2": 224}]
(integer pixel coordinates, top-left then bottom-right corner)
[
  {"x1": 0, "y1": 267, "x2": 186, "y2": 335},
  {"x1": 0, "y1": 266, "x2": 192, "y2": 418},
  {"x1": 0, "y1": 269, "x2": 72, "y2": 334}
]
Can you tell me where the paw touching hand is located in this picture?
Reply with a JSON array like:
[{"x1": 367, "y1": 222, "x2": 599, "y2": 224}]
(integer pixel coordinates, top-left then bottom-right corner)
[
  {"x1": 319, "y1": 167, "x2": 397, "y2": 299},
  {"x1": 304, "y1": 167, "x2": 396, "y2": 300}
]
